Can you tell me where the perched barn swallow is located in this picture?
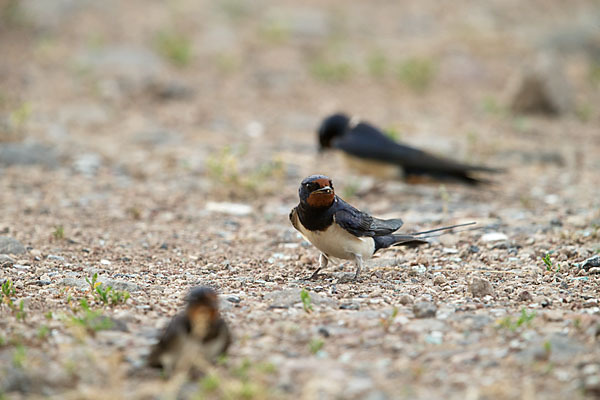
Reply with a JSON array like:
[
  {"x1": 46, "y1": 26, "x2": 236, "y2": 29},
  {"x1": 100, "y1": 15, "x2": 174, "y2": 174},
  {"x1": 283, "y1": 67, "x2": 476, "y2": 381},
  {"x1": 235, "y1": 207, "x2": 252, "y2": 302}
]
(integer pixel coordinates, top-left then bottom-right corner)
[
  {"x1": 290, "y1": 175, "x2": 473, "y2": 280},
  {"x1": 318, "y1": 113, "x2": 501, "y2": 184},
  {"x1": 148, "y1": 287, "x2": 231, "y2": 376}
]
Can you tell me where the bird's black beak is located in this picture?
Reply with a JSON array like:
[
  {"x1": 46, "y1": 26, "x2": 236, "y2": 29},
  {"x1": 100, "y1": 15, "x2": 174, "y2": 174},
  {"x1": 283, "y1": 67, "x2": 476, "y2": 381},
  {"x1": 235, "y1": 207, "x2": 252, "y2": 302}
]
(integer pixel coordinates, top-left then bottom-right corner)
[{"x1": 313, "y1": 186, "x2": 333, "y2": 194}]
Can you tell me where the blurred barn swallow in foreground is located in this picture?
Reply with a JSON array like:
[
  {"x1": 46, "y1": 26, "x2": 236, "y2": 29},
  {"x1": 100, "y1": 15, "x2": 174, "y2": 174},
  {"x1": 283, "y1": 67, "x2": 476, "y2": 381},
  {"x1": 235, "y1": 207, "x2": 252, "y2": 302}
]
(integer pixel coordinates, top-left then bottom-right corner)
[
  {"x1": 290, "y1": 175, "x2": 474, "y2": 280},
  {"x1": 148, "y1": 287, "x2": 231, "y2": 376},
  {"x1": 318, "y1": 113, "x2": 502, "y2": 184}
]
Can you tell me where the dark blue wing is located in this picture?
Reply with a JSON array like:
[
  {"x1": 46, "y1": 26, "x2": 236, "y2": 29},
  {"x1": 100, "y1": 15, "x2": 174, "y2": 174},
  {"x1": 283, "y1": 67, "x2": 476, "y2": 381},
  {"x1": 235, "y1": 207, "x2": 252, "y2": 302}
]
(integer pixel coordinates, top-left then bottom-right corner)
[
  {"x1": 332, "y1": 122, "x2": 500, "y2": 179},
  {"x1": 333, "y1": 197, "x2": 403, "y2": 237}
]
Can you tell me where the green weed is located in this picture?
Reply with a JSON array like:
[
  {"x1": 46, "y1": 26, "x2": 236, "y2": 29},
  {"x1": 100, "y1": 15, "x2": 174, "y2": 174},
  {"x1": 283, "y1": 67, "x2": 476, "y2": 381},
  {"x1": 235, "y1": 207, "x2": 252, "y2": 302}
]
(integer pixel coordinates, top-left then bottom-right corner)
[
  {"x1": 70, "y1": 298, "x2": 114, "y2": 333},
  {"x1": 154, "y1": 30, "x2": 192, "y2": 67},
  {"x1": 367, "y1": 51, "x2": 388, "y2": 78},
  {"x1": 53, "y1": 225, "x2": 64, "y2": 240},
  {"x1": 542, "y1": 253, "x2": 560, "y2": 273},
  {"x1": 397, "y1": 57, "x2": 435, "y2": 92},
  {"x1": 309, "y1": 338, "x2": 324, "y2": 354},
  {"x1": 300, "y1": 289, "x2": 313, "y2": 313},
  {"x1": 85, "y1": 273, "x2": 130, "y2": 306},
  {"x1": 309, "y1": 58, "x2": 353, "y2": 83},
  {"x1": 497, "y1": 308, "x2": 536, "y2": 332}
]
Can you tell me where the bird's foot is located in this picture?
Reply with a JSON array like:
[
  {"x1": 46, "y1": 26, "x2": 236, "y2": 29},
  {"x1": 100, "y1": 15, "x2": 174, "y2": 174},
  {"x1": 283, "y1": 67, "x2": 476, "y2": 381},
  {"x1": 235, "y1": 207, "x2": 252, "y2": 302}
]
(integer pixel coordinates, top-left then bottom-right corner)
[{"x1": 306, "y1": 268, "x2": 322, "y2": 281}]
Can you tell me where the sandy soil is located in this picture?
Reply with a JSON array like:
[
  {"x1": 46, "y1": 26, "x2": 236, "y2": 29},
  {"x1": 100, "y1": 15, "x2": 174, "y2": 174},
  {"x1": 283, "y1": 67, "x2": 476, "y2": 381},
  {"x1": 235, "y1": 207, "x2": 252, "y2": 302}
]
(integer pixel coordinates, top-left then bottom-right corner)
[{"x1": 0, "y1": 0, "x2": 599, "y2": 399}]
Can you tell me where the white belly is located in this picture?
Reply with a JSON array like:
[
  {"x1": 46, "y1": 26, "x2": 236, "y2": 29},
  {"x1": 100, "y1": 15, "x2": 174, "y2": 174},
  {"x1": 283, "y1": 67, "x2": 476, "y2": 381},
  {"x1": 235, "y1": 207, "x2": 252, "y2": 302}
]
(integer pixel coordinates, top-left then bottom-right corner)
[{"x1": 297, "y1": 220, "x2": 375, "y2": 260}]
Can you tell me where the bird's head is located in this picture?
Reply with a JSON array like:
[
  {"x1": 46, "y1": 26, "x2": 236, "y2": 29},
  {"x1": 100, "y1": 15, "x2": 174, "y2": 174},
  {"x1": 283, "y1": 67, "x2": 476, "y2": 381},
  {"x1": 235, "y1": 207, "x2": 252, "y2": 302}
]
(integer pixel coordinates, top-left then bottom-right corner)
[
  {"x1": 186, "y1": 287, "x2": 220, "y2": 336},
  {"x1": 318, "y1": 113, "x2": 350, "y2": 150},
  {"x1": 299, "y1": 174, "x2": 335, "y2": 208}
]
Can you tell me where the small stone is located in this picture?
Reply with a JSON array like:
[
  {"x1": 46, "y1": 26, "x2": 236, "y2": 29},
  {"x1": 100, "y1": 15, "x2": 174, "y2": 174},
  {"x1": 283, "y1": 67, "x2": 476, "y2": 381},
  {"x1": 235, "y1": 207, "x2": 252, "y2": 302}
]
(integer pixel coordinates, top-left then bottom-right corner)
[
  {"x1": 481, "y1": 232, "x2": 508, "y2": 243},
  {"x1": 589, "y1": 267, "x2": 600, "y2": 274},
  {"x1": 100, "y1": 259, "x2": 111, "y2": 265},
  {"x1": 583, "y1": 299, "x2": 598, "y2": 308},
  {"x1": 580, "y1": 255, "x2": 600, "y2": 271},
  {"x1": 0, "y1": 237, "x2": 26, "y2": 255},
  {"x1": 205, "y1": 201, "x2": 253, "y2": 216},
  {"x1": 0, "y1": 143, "x2": 59, "y2": 168},
  {"x1": 583, "y1": 375, "x2": 600, "y2": 396},
  {"x1": 226, "y1": 295, "x2": 241, "y2": 304},
  {"x1": 468, "y1": 277, "x2": 494, "y2": 298},
  {"x1": 413, "y1": 301, "x2": 437, "y2": 318},
  {"x1": 398, "y1": 294, "x2": 414, "y2": 305},
  {"x1": 336, "y1": 273, "x2": 355, "y2": 284},
  {"x1": 433, "y1": 275, "x2": 446, "y2": 286},
  {"x1": 46, "y1": 254, "x2": 65, "y2": 262},
  {"x1": 506, "y1": 53, "x2": 572, "y2": 115},
  {"x1": 340, "y1": 303, "x2": 360, "y2": 310},
  {"x1": 0, "y1": 254, "x2": 15, "y2": 267},
  {"x1": 468, "y1": 245, "x2": 480, "y2": 253}
]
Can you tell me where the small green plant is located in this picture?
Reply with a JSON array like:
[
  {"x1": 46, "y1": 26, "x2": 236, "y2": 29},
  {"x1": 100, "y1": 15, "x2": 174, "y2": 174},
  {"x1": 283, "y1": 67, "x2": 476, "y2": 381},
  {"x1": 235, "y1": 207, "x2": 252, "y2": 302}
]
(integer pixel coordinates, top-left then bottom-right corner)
[
  {"x1": 342, "y1": 181, "x2": 360, "y2": 199},
  {"x1": 85, "y1": 273, "x2": 130, "y2": 306},
  {"x1": 12, "y1": 344, "x2": 26, "y2": 368},
  {"x1": 497, "y1": 308, "x2": 536, "y2": 332},
  {"x1": 308, "y1": 338, "x2": 324, "y2": 354},
  {"x1": 300, "y1": 289, "x2": 313, "y2": 313},
  {"x1": 1, "y1": 279, "x2": 15, "y2": 305},
  {"x1": 53, "y1": 225, "x2": 64, "y2": 240},
  {"x1": 154, "y1": 30, "x2": 192, "y2": 67},
  {"x1": 70, "y1": 298, "x2": 113, "y2": 333},
  {"x1": 15, "y1": 300, "x2": 26, "y2": 321},
  {"x1": 199, "y1": 373, "x2": 220, "y2": 393},
  {"x1": 45, "y1": 311, "x2": 53, "y2": 320},
  {"x1": 542, "y1": 253, "x2": 560, "y2": 272},
  {"x1": 9, "y1": 102, "x2": 32, "y2": 131},
  {"x1": 438, "y1": 184, "x2": 450, "y2": 215},
  {"x1": 381, "y1": 307, "x2": 399, "y2": 331},
  {"x1": 367, "y1": 51, "x2": 388, "y2": 78},
  {"x1": 397, "y1": 57, "x2": 435, "y2": 92},
  {"x1": 259, "y1": 20, "x2": 290, "y2": 44},
  {"x1": 309, "y1": 58, "x2": 353, "y2": 83},
  {"x1": 37, "y1": 325, "x2": 50, "y2": 340}
]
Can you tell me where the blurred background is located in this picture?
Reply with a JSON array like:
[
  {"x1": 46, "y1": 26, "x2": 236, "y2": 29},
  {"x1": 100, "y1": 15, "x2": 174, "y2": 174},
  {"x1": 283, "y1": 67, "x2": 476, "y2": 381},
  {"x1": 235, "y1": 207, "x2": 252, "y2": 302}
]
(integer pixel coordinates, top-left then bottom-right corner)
[
  {"x1": 1, "y1": 0, "x2": 598, "y2": 196},
  {"x1": 1, "y1": 0, "x2": 600, "y2": 399}
]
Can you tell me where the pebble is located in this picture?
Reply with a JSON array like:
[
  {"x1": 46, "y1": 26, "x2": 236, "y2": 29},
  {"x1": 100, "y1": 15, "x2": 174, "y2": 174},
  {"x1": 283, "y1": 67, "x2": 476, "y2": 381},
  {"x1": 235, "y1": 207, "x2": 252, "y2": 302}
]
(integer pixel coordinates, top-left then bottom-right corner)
[
  {"x1": 0, "y1": 236, "x2": 26, "y2": 255},
  {"x1": 0, "y1": 254, "x2": 15, "y2": 267},
  {"x1": 468, "y1": 277, "x2": 493, "y2": 298},
  {"x1": 589, "y1": 267, "x2": 600, "y2": 274},
  {"x1": 205, "y1": 201, "x2": 253, "y2": 216},
  {"x1": 481, "y1": 232, "x2": 508, "y2": 242},
  {"x1": 433, "y1": 275, "x2": 446, "y2": 286},
  {"x1": 413, "y1": 301, "x2": 437, "y2": 318},
  {"x1": 580, "y1": 255, "x2": 600, "y2": 271},
  {"x1": 398, "y1": 294, "x2": 414, "y2": 305},
  {"x1": 339, "y1": 303, "x2": 360, "y2": 310},
  {"x1": 0, "y1": 143, "x2": 59, "y2": 168},
  {"x1": 226, "y1": 295, "x2": 241, "y2": 304},
  {"x1": 47, "y1": 254, "x2": 66, "y2": 262}
]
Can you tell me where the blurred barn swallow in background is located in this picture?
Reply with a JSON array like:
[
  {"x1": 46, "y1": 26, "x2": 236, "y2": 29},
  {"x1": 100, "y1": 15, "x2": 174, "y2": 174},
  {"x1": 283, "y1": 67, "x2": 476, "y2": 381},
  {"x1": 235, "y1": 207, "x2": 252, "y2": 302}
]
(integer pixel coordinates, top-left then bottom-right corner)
[
  {"x1": 290, "y1": 174, "x2": 474, "y2": 280},
  {"x1": 318, "y1": 113, "x2": 502, "y2": 184},
  {"x1": 148, "y1": 287, "x2": 231, "y2": 376}
]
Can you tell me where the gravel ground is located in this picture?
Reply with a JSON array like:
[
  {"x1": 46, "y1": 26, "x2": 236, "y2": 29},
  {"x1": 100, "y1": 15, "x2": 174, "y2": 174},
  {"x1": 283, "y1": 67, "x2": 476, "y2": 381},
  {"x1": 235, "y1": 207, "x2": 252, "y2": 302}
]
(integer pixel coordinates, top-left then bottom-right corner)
[{"x1": 1, "y1": 1, "x2": 599, "y2": 399}]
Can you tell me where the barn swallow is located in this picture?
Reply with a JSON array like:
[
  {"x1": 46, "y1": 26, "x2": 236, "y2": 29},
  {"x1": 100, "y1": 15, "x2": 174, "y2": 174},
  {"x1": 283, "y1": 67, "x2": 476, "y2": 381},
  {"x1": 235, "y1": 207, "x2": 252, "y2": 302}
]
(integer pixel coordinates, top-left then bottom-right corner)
[
  {"x1": 147, "y1": 287, "x2": 231, "y2": 376},
  {"x1": 318, "y1": 113, "x2": 502, "y2": 184},
  {"x1": 290, "y1": 175, "x2": 474, "y2": 280}
]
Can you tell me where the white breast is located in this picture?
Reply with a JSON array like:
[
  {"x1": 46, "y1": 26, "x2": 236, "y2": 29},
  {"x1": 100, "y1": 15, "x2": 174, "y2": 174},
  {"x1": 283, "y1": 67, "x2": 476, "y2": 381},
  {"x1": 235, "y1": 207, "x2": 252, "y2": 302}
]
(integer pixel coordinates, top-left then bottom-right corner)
[{"x1": 297, "y1": 218, "x2": 375, "y2": 261}]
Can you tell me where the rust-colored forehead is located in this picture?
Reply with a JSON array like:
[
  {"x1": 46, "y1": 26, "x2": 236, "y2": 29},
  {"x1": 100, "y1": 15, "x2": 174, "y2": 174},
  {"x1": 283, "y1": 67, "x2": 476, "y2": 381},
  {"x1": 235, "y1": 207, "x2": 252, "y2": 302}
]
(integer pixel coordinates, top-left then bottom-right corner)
[{"x1": 313, "y1": 178, "x2": 331, "y2": 187}]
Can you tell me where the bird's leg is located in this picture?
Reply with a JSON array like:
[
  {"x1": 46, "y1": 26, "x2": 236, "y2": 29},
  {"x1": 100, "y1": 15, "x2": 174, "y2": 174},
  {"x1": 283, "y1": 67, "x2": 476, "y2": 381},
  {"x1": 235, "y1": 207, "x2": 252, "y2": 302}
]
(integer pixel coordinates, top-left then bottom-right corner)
[
  {"x1": 353, "y1": 254, "x2": 364, "y2": 281},
  {"x1": 308, "y1": 253, "x2": 328, "y2": 280}
]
